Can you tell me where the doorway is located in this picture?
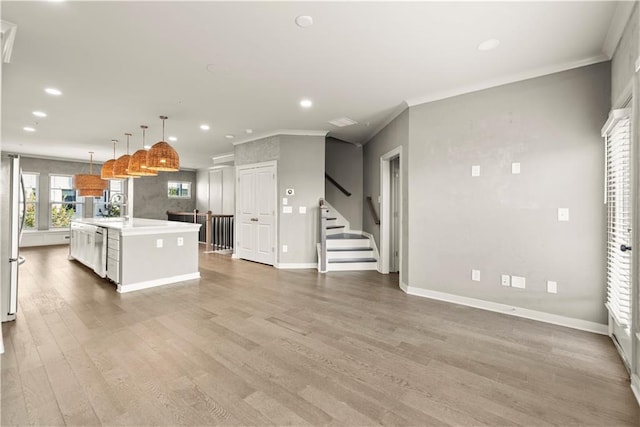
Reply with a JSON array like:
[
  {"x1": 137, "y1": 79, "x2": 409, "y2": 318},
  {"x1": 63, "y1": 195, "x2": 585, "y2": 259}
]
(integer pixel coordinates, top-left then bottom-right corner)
[
  {"x1": 380, "y1": 146, "x2": 403, "y2": 284},
  {"x1": 236, "y1": 162, "x2": 277, "y2": 266}
]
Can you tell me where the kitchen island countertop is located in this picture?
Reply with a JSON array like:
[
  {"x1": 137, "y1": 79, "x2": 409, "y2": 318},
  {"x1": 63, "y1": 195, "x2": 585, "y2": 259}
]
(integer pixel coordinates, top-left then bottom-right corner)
[{"x1": 71, "y1": 217, "x2": 201, "y2": 236}]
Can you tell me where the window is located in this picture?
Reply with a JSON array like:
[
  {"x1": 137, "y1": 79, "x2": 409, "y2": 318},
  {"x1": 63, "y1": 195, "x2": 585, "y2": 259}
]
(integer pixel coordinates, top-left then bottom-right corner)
[
  {"x1": 168, "y1": 181, "x2": 191, "y2": 198},
  {"x1": 95, "y1": 179, "x2": 124, "y2": 217},
  {"x1": 22, "y1": 173, "x2": 39, "y2": 229},
  {"x1": 50, "y1": 175, "x2": 83, "y2": 228}
]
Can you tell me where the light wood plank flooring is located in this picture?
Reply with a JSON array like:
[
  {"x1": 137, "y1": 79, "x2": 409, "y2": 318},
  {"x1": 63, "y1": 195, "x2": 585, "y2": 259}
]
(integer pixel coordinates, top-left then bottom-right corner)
[{"x1": 1, "y1": 245, "x2": 639, "y2": 426}]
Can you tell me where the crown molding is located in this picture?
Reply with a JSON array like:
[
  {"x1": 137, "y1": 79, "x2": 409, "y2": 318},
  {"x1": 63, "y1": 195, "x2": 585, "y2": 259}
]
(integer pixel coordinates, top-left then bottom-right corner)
[
  {"x1": 232, "y1": 129, "x2": 328, "y2": 146},
  {"x1": 361, "y1": 102, "x2": 408, "y2": 145},
  {"x1": 405, "y1": 54, "x2": 609, "y2": 108}
]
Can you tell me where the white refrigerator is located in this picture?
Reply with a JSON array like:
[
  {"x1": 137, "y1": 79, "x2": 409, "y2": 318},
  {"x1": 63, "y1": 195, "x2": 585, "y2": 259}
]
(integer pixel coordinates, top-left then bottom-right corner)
[{"x1": 1, "y1": 154, "x2": 26, "y2": 324}]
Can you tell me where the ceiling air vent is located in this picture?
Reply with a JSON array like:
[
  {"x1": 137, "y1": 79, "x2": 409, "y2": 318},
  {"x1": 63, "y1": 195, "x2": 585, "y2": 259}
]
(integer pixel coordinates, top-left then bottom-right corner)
[
  {"x1": 1, "y1": 20, "x2": 17, "y2": 64},
  {"x1": 328, "y1": 117, "x2": 358, "y2": 128}
]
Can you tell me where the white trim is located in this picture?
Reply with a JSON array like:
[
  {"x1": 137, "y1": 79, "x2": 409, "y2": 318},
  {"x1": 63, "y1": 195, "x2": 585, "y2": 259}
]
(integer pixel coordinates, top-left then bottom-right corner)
[
  {"x1": 362, "y1": 102, "x2": 408, "y2": 145},
  {"x1": 602, "y1": 1, "x2": 636, "y2": 59},
  {"x1": 631, "y1": 374, "x2": 640, "y2": 406},
  {"x1": 231, "y1": 253, "x2": 240, "y2": 259},
  {"x1": 379, "y1": 146, "x2": 403, "y2": 285},
  {"x1": 232, "y1": 130, "x2": 328, "y2": 146},
  {"x1": 236, "y1": 159, "x2": 278, "y2": 171},
  {"x1": 276, "y1": 263, "x2": 317, "y2": 269},
  {"x1": 116, "y1": 272, "x2": 201, "y2": 293},
  {"x1": 360, "y1": 230, "x2": 380, "y2": 271},
  {"x1": 399, "y1": 281, "x2": 408, "y2": 293},
  {"x1": 601, "y1": 108, "x2": 632, "y2": 136},
  {"x1": 211, "y1": 152, "x2": 234, "y2": 165},
  {"x1": 405, "y1": 54, "x2": 609, "y2": 108},
  {"x1": 401, "y1": 285, "x2": 608, "y2": 335}
]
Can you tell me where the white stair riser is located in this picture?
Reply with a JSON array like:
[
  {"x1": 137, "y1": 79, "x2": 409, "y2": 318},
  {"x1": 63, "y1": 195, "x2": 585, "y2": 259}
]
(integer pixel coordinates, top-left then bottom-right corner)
[
  {"x1": 328, "y1": 262, "x2": 378, "y2": 271},
  {"x1": 328, "y1": 250, "x2": 374, "y2": 260},
  {"x1": 326, "y1": 239, "x2": 371, "y2": 249}
]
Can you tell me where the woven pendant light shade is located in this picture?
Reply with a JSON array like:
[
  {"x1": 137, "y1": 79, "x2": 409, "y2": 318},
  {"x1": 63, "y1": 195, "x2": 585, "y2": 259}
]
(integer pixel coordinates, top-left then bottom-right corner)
[
  {"x1": 73, "y1": 152, "x2": 108, "y2": 198},
  {"x1": 112, "y1": 133, "x2": 139, "y2": 179},
  {"x1": 128, "y1": 125, "x2": 157, "y2": 176},
  {"x1": 146, "y1": 116, "x2": 179, "y2": 172},
  {"x1": 78, "y1": 188, "x2": 105, "y2": 198},
  {"x1": 101, "y1": 139, "x2": 118, "y2": 180}
]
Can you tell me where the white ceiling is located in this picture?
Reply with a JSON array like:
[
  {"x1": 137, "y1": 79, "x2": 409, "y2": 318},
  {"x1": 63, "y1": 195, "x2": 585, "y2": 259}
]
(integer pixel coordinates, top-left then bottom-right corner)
[{"x1": 0, "y1": 1, "x2": 626, "y2": 169}]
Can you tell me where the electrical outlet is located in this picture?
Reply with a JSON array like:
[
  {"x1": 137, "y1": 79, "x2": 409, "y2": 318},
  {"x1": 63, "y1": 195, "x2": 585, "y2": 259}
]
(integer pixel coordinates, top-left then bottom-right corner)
[
  {"x1": 283, "y1": 206, "x2": 292, "y2": 214},
  {"x1": 471, "y1": 165, "x2": 481, "y2": 177},
  {"x1": 471, "y1": 269, "x2": 481, "y2": 282},
  {"x1": 177, "y1": 237, "x2": 184, "y2": 247},
  {"x1": 299, "y1": 206, "x2": 307, "y2": 214},
  {"x1": 156, "y1": 239, "x2": 163, "y2": 248},
  {"x1": 511, "y1": 275, "x2": 526, "y2": 289},
  {"x1": 282, "y1": 197, "x2": 288, "y2": 206},
  {"x1": 501, "y1": 275, "x2": 510, "y2": 287},
  {"x1": 282, "y1": 244, "x2": 288, "y2": 253},
  {"x1": 558, "y1": 208, "x2": 569, "y2": 222},
  {"x1": 547, "y1": 280, "x2": 558, "y2": 294}
]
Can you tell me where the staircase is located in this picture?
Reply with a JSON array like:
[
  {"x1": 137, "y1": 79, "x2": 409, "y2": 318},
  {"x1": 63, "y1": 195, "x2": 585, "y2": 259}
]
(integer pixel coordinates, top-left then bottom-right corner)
[{"x1": 318, "y1": 200, "x2": 378, "y2": 272}]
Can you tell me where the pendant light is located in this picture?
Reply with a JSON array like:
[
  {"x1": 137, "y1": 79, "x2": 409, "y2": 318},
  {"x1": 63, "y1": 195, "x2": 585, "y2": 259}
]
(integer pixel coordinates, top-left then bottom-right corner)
[
  {"x1": 101, "y1": 139, "x2": 118, "y2": 180},
  {"x1": 128, "y1": 125, "x2": 157, "y2": 176},
  {"x1": 113, "y1": 133, "x2": 139, "y2": 178},
  {"x1": 147, "y1": 115, "x2": 179, "y2": 171},
  {"x1": 73, "y1": 152, "x2": 108, "y2": 197}
]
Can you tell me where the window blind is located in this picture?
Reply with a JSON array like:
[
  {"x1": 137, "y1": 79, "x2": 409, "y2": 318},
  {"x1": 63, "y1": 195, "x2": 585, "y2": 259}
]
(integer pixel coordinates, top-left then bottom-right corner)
[{"x1": 603, "y1": 109, "x2": 632, "y2": 327}]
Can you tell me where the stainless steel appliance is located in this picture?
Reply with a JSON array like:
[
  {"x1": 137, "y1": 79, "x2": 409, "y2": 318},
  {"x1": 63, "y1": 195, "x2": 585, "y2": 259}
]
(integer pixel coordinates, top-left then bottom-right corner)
[{"x1": 1, "y1": 154, "x2": 26, "y2": 323}]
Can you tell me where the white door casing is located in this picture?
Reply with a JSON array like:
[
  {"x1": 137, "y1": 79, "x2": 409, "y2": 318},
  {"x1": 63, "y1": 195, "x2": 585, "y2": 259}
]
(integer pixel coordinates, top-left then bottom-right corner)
[
  {"x1": 236, "y1": 162, "x2": 276, "y2": 265},
  {"x1": 380, "y1": 146, "x2": 403, "y2": 285}
]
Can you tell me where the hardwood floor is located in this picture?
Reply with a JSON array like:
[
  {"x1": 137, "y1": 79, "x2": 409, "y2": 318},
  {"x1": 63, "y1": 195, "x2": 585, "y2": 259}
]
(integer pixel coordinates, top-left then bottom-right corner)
[{"x1": 1, "y1": 245, "x2": 639, "y2": 426}]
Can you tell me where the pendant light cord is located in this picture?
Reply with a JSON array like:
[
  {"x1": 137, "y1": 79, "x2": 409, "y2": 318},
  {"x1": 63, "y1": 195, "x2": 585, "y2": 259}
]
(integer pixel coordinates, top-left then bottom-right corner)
[
  {"x1": 159, "y1": 115, "x2": 168, "y2": 141},
  {"x1": 125, "y1": 133, "x2": 132, "y2": 154},
  {"x1": 89, "y1": 152, "x2": 94, "y2": 174}
]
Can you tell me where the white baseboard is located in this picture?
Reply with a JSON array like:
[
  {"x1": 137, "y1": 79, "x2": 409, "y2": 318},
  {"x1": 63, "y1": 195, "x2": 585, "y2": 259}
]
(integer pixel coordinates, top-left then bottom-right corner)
[
  {"x1": 231, "y1": 253, "x2": 240, "y2": 259},
  {"x1": 276, "y1": 263, "x2": 317, "y2": 269},
  {"x1": 632, "y1": 374, "x2": 640, "y2": 407},
  {"x1": 399, "y1": 281, "x2": 408, "y2": 292},
  {"x1": 401, "y1": 285, "x2": 607, "y2": 335},
  {"x1": 117, "y1": 272, "x2": 201, "y2": 293}
]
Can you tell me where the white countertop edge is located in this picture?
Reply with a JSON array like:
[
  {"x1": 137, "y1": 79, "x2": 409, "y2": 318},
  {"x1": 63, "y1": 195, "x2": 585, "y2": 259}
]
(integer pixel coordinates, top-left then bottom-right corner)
[{"x1": 71, "y1": 218, "x2": 201, "y2": 234}]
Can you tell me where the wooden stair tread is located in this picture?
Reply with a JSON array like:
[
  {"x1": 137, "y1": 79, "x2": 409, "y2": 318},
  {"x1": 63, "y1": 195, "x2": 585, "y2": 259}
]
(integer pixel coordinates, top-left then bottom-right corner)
[
  {"x1": 327, "y1": 233, "x2": 368, "y2": 239},
  {"x1": 329, "y1": 258, "x2": 377, "y2": 263}
]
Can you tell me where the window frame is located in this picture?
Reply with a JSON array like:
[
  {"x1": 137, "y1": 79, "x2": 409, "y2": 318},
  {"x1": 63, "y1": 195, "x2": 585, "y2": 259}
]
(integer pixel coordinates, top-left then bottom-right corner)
[
  {"x1": 167, "y1": 181, "x2": 192, "y2": 199},
  {"x1": 49, "y1": 174, "x2": 83, "y2": 228},
  {"x1": 22, "y1": 172, "x2": 39, "y2": 230}
]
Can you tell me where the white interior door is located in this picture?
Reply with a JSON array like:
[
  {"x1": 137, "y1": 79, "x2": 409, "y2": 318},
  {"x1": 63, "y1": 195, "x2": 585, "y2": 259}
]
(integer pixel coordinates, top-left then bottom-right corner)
[
  {"x1": 390, "y1": 156, "x2": 400, "y2": 273},
  {"x1": 237, "y1": 164, "x2": 276, "y2": 265}
]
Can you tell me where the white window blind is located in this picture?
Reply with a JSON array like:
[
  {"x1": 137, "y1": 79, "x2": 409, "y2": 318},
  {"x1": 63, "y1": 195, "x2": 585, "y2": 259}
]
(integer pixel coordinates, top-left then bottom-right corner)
[{"x1": 603, "y1": 108, "x2": 632, "y2": 327}]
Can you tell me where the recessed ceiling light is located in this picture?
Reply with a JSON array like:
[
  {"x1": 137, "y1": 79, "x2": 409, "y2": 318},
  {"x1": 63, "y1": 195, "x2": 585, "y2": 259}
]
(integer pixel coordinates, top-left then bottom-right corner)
[
  {"x1": 23, "y1": 126, "x2": 36, "y2": 132},
  {"x1": 44, "y1": 87, "x2": 62, "y2": 96},
  {"x1": 32, "y1": 111, "x2": 47, "y2": 118},
  {"x1": 225, "y1": 134, "x2": 235, "y2": 139},
  {"x1": 478, "y1": 38, "x2": 500, "y2": 51},
  {"x1": 295, "y1": 15, "x2": 313, "y2": 28},
  {"x1": 168, "y1": 136, "x2": 177, "y2": 142},
  {"x1": 200, "y1": 124, "x2": 210, "y2": 131},
  {"x1": 245, "y1": 129, "x2": 253, "y2": 134},
  {"x1": 300, "y1": 99, "x2": 313, "y2": 108}
]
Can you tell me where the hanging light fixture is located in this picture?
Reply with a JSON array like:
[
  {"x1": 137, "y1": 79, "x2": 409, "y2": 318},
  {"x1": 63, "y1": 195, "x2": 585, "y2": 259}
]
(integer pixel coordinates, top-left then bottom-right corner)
[
  {"x1": 73, "y1": 152, "x2": 108, "y2": 197},
  {"x1": 113, "y1": 133, "x2": 139, "y2": 178},
  {"x1": 128, "y1": 125, "x2": 157, "y2": 176},
  {"x1": 101, "y1": 139, "x2": 118, "y2": 180},
  {"x1": 147, "y1": 115, "x2": 179, "y2": 171}
]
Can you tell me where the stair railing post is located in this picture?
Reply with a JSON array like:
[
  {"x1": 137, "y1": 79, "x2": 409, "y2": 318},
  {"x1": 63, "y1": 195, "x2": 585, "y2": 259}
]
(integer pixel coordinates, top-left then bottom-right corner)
[{"x1": 319, "y1": 198, "x2": 327, "y2": 273}]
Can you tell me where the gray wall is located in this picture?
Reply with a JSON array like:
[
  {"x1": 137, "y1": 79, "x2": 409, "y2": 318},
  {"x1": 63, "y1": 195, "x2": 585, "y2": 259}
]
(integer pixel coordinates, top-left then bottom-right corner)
[
  {"x1": 363, "y1": 109, "x2": 410, "y2": 278},
  {"x1": 406, "y1": 62, "x2": 610, "y2": 324},
  {"x1": 611, "y1": 3, "x2": 638, "y2": 106},
  {"x1": 325, "y1": 137, "x2": 363, "y2": 230},
  {"x1": 133, "y1": 170, "x2": 197, "y2": 220},
  {"x1": 235, "y1": 134, "x2": 325, "y2": 265}
]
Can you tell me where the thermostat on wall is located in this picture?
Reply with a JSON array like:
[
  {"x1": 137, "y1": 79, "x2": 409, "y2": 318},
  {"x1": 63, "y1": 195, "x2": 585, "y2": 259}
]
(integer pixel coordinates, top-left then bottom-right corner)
[{"x1": 285, "y1": 188, "x2": 295, "y2": 196}]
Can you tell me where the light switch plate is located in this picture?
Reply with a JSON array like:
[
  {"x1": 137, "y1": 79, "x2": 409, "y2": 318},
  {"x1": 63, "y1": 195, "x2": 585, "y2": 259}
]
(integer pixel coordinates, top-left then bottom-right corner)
[
  {"x1": 299, "y1": 206, "x2": 307, "y2": 214},
  {"x1": 177, "y1": 237, "x2": 184, "y2": 246},
  {"x1": 471, "y1": 165, "x2": 481, "y2": 177},
  {"x1": 283, "y1": 206, "x2": 293, "y2": 214},
  {"x1": 547, "y1": 280, "x2": 558, "y2": 294},
  {"x1": 282, "y1": 244, "x2": 288, "y2": 253},
  {"x1": 156, "y1": 239, "x2": 163, "y2": 248},
  {"x1": 511, "y1": 162, "x2": 521, "y2": 174},
  {"x1": 471, "y1": 269, "x2": 481, "y2": 281},
  {"x1": 511, "y1": 275, "x2": 526, "y2": 289},
  {"x1": 282, "y1": 197, "x2": 288, "y2": 206},
  {"x1": 558, "y1": 208, "x2": 569, "y2": 222},
  {"x1": 501, "y1": 274, "x2": 510, "y2": 287}
]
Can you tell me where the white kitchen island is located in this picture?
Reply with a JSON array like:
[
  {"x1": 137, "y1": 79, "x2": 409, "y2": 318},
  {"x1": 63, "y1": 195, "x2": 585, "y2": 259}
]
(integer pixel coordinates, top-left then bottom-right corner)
[{"x1": 69, "y1": 218, "x2": 201, "y2": 293}]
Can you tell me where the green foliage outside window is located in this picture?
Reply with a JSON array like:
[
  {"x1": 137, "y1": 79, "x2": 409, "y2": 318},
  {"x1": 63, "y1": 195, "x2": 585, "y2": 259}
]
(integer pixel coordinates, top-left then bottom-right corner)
[
  {"x1": 51, "y1": 205, "x2": 75, "y2": 228},
  {"x1": 24, "y1": 190, "x2": 37, "y2": 229}
]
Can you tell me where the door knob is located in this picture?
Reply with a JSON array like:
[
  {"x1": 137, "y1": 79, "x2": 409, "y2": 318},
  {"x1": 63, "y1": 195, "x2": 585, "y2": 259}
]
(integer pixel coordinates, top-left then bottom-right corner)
[{"x1": 621, "y1": 244, "x2": 632, "y2": 252}]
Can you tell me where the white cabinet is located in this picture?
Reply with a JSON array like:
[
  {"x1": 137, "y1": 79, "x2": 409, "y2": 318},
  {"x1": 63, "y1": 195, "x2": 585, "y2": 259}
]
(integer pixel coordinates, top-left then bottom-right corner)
[{"x1": 106, "y1": 229, "x2": 120, "y2": 284}]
